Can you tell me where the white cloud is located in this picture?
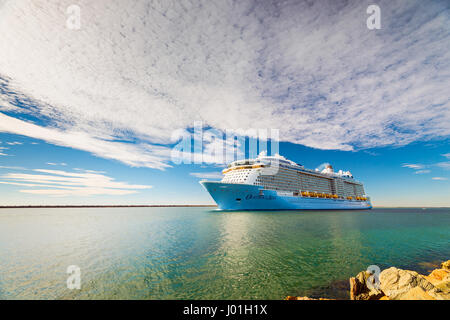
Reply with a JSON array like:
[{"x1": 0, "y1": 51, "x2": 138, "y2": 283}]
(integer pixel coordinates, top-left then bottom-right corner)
[
  {"x1": 403, "y1": 157, "x2": 450, "y2": 174},
  {"x1": 414, "y1": 170, "x2": 430, "y2": 174},
  {"x1": 402, "y1": 164, "x2": 424, "y2": 170},
  {"x1": 432, "y1": 177, "x2": 448, "y2": 181},
  {"x1": 443, "y1": 153, "x2": 450, "y2": 159},
  {"x1": 0, "y1": 145, "x2": 9, "y2": 156},
  {"x1": 0, "y1": 0, "x2": 449, "y2": 168},
  {"x1": 436, "y1": 162, "x2": 450, "y2": 170},
  {"x1": 190, "y1": 172, "x2": 223, "y2": 180},
  {"x1": 0, "y1": 113, "x2": 172, "y2": 169},
  {"x1": 47, "y1": 162, "x2": 67, "y2": 166},
  {"x1": 0, "y1": 167, "x2": 152, "y2": 196},
  {"x1": 0, "y1": 165, "x2": 26, "y2": 170}
]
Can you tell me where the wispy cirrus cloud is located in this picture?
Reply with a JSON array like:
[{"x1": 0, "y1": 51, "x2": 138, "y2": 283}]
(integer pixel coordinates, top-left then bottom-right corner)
[
  {"x1": 0, "y1": 168, "x2": 152, "y2": 196},
  {"x1": 0, "y1": 143, "x2": 10, "y2": 156},
  {"x1": 0, "y1": 0, "x2": 449, "y2": 169},
  {"x1": 436, "y1": 162, "x2": 450, "y2": 170},
  {"x1": 0, "y1": 113, "x2": 172, "y2": 169},
  {"x1": 402, "y1": 164, "x2": 424, "y2": 170},
  {"x1": 0, "y1": 145, "x2": 8, "y2": 156},
  {"x1": 402, "y1": 152, "x2": 450, "y2": 176},
  {"x1": 414, "y1": 170, "x2": 430, "y2": 174},
  {"x1": 190, "y1": 172, "x2": 224, "y2": 180},
  {"x1": 432, "y1": 177, "x2": 448, "y2": 181},
  {"x1": 47, "y1": 162, "x2": 67, "y2": 166}
]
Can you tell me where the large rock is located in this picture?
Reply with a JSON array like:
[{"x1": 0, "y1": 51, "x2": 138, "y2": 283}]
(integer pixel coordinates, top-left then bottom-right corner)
[
  {"x1": 425, "y1": 267, "x2": 450, "y2": 295},
  {"x1": 379, "y1": 267, "x2": 448, "y2": 300},
  {"x1": 286, "y1": 260, "x2": 450, "y2": 300},
  {"x1": 397, "y1": 286, "x2": 436, "y2": 300},
  {"x1": 426, "y1": 269, "x2": 450, "y2": 284},
  {"x1": 349, "y1": 271, "x2": 384, "y2": 300}
]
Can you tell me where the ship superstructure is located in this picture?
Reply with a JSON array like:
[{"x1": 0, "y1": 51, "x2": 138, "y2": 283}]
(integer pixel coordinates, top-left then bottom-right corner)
[{"x1": 200, "y1": 154, "x2": 372, "y2": 210}]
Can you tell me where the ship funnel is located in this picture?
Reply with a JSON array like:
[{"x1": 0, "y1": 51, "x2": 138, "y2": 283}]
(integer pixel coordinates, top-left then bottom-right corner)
[{"x1": 321, "y1": 164, "x2": 334, "y2": 174}]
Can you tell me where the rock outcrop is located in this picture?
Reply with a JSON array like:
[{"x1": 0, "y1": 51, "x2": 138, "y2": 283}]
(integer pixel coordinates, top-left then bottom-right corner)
[
  {"x1": 286, "y1": 260, "x2": 450, "y2": 300},
  {"x1": 349, "y1": 271, "x2": 384, "y2": 300},
  {"x1": 360, "y1": 260, "x2": 450, "y2": 300},
  {"x1": 379, "y1": 267, "x2": 446, "y2": 300},
  {"x1": 424, "y1": 265, "x2": 450, "y2": 297}
]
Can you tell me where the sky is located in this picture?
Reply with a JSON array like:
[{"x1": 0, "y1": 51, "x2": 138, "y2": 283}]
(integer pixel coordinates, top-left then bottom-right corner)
[{"x1": 0, "y1": 0, "x2": 449, "y2": 206}]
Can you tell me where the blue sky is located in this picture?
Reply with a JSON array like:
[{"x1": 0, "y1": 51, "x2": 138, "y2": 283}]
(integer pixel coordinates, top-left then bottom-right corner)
[
  {"x1": 0, "y1": 133, "x2": 448, "y2": 206},
  {"x1": 0, "y1": 0, "x2": 449, "y2": 206}
]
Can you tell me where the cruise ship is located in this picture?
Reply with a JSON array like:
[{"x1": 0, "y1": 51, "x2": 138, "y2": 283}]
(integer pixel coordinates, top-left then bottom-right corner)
[{"x1": 200, "y1": 154, "x2": 372, "y2": 210}]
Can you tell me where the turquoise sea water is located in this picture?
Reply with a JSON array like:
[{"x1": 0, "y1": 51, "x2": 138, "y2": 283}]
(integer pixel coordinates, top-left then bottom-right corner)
[{"x1": 0, "y1": 207, "x2": 449, "y2": 300}]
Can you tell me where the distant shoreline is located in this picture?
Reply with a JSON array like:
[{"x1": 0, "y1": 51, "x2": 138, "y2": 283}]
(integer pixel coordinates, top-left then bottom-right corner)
[{"x1": 0, "y1": 205, "x2": 218, "y2": 209}]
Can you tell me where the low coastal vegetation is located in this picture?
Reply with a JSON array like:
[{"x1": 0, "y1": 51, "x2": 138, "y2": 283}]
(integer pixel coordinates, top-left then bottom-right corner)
[{"x1": 287, "y1": 260, "x2": 450, "y2": 300}]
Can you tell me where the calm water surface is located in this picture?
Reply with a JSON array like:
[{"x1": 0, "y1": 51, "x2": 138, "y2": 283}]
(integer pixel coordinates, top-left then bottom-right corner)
[{"x1": 0, "y1": 207, "x2": 449, "y2": 299}]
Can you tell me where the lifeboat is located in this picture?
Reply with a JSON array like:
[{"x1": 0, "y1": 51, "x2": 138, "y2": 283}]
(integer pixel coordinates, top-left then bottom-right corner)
[
  {"x1": 301, "y1": 191, "x2": 308, "y2": 197},
  {"x1": 347, "y1": 196, "x2": 353, "y2": 200}
]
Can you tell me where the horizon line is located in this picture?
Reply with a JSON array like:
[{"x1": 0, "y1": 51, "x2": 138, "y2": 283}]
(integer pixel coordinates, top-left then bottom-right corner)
[{"x1": 0, "y1": 205, "x2": 448, "y2": 209}]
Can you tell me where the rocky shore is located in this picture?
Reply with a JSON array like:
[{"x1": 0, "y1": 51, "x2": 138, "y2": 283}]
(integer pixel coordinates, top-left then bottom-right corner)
[{"x1": 286, "y1": 260, "x2": 450, "y2": 300}]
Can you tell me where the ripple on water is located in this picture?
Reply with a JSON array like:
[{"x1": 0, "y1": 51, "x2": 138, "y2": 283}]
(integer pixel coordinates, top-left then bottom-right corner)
[{"x1": 0, "y1": 207, "x2": 449, "y2": 299}]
